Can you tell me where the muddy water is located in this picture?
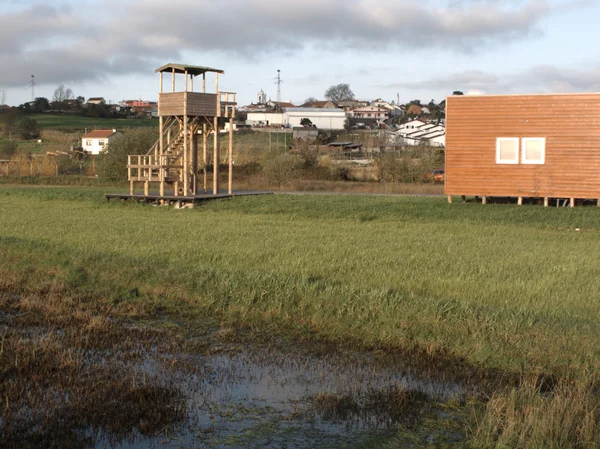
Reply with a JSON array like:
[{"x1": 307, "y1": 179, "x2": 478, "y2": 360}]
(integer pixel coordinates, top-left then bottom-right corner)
[
  {"x1": 95, "y1": 339, "x2": 468, "y2": 448},
  {"x1": 0, "y1": 303, "x2": 468, "y2": 449}
]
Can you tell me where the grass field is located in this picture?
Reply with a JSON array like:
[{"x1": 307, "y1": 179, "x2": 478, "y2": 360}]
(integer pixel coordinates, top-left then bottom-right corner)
[
  {"x1": 2, "y1": 186, "x2": 600, "y2": 447},
  {"x1": 9, "y1": 114, "x2": 156, "y2": 131}
]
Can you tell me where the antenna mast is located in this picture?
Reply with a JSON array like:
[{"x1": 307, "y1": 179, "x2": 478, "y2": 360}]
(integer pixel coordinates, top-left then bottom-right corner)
[
  {"x1": 275, "y1": 69, "x2": 282, "y2": 104},
  {"x1": 30, "y1": 75, "x2": 36, "y2": 101}
]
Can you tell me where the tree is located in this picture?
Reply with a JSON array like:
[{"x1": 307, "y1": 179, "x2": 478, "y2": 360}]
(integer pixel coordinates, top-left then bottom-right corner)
[
  {"x1": 19, "y1": 97, "x2": 50, "y2": 113},
  {"x1": 18, "y1": 118, "x2": 40, "y2": 140},
  {"x1": 324, "y1": 84, "x2": 355, "y2": 103},
  {"x1": 300, "y1": 118, "x2": 313, "y2": 127},
  {"x1": 452, "y1": 91, "x2": 464, "y2": 96},
  {"x1": 0, "y1": 140, "x2": 17, "y2": 158},
  {"x1": 52, "y1": 84, "x2": 74, "y2": 110},
  {"x1": 2, "y1": 110, "x2": 21, "y2": 137},
  {"x1": 304, "y1": 96, "x2": 317, "y2": 104}
]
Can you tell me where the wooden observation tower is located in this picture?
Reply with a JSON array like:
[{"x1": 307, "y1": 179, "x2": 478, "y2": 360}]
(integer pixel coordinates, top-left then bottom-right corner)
[{"x1": 127, "y1": 63, "x2": 236, "y2": 198}]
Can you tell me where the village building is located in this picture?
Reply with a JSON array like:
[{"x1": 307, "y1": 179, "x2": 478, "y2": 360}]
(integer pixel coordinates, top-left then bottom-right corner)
[
  {"x1": 338, "y1": 100, "x2": 369, "y2": 112},
  {"x1": 267, "y1": 100, "x2": 295, "y2": 110},
  {"x1": 371, "y1": 99, "x2": 404, "y2": 117},
  {"x1": 352, "y1": 106, "x2": 389, "y2": 120},
  {"x1": 397, "y1": 119, "x2": 445, "y2": 147},
  {"x1": 300, "y1": 100, "x2": 338, "y2": 109},
  {"x1": 86, "y1": 97, "x2": 106, "y2": 106},
  {"x1": 81, "y1": 129, "x2": 119, "y2": 155}
]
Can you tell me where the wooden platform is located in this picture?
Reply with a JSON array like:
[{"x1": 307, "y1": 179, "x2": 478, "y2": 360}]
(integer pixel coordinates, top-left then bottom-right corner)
[{"x1": 105, "y1": 191, "x2": 273, "y2": 204}]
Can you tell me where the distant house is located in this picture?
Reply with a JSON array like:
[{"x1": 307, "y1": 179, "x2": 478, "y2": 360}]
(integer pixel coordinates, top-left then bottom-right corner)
[
  {"x1": 397, "y1": 119, "x2": 445, "y2": 147},
  {"x1": 406, "y1": 104, "x2": 422, "y2": 116},
  {"x1": 86, "y1": 97, "x2": 106, "y2": 106},
  {"x1": 301, "y1": 100, "x2": 337, "y2": 109},
  {"x1": 124, "y1": 99, "x2": 151, "y2": 107},
  {"x1": 371, "y1": 99, "x2": 404, "y2": 117},
  {"x1": 399, "y1": 119, "x2": 428, "y2": 133},
  {"x1": 353, "y1": 106, "x2": 389, "y2": 120},
  {"x1": 82, "y1": 129, "x2": 119, "y2": 155},
  {"x1": 267, "y1": 100, "x2": 295, "y2": 109}
]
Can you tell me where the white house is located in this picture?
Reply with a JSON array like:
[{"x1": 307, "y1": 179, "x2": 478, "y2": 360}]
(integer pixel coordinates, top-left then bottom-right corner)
[
  {"x1": 397, "y1": 120, "x2": 445, "y2": 147},
  {"x1": 82, "y1": 129, "x2": 119, "y2": 155},
  {"x1": 86, "y1": 97, "x2": 106, "y2": 106},
  {"x1": 371, "y1": 99, "x2": 404, "y2": 117},
  {"x1": 352, "y1": 106, "x2": 389, "y2": 120},
  {"x1": 283, "y1": 108, "x2": 346, "y2": 130}
]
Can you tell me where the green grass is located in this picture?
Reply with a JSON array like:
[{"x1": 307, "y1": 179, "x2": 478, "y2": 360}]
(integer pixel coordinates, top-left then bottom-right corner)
[
  {"x1": 2, "y1": 186, "x2": 600, "y2": 447},
  {"x1": 1, "y1": 187, "x2": 599, "y2": 377},
  {"x1": 27, "y1": 114, "x2": 155, "y2": 130}
]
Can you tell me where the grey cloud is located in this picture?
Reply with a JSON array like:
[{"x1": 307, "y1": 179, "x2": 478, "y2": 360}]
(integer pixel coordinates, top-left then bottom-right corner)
[
  {"x1": 389, "y1": 64, "x2": 600, "y2": 94},
  {"x1": 0, "y1": 0, "x2": 582, "y2": 88}
]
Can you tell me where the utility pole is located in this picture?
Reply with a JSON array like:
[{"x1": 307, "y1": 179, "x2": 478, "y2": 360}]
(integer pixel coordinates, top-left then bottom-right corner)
[{"x1": 30, "y1": 75, "x2": 36, "y2": 101}]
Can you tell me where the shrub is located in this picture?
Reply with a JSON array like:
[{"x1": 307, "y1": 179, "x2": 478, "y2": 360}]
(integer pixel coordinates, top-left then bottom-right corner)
[
  {"x1": 18, "y1": 118, "x2": 40, "y2": 140},
  {"x1": 294, "y1": 140, "x2": 319, "y2": 169},
  {"x1": 261, "y1": 150, "x2": 301, "y2": 187},
  {"x1": 96, "y1": 128, "x2": 157, "y2": 181},
  {"x1": 0, "y1": 140, "x2": 17, "y2": 158}
]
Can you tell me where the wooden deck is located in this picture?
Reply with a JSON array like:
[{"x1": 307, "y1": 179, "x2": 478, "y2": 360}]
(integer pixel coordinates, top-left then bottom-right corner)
[{"x1": 105, "y1": 191, "x2": 273, "y2": 204}]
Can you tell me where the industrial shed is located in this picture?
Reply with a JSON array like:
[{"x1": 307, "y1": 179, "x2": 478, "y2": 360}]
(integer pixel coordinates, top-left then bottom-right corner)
[
  {"x1": 284, "y1": 108, "x2": 346, "y2": 130},
  {"x1": 445, "y1": 93, "x2": 600, "y2": 206}
]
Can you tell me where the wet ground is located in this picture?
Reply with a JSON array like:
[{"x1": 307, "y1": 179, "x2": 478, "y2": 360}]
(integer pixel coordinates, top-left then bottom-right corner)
[{"x1": 0, "y1": 301, "x2": 469, "y2": 449}]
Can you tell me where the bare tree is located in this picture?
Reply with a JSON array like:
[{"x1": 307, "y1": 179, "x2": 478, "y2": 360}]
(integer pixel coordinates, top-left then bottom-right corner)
[
  {"x1": 52, "y1": 84, "x2": 74, "y2": 110},
  {"x1": 324, "y1": 84, "x2": 355, "y2": 103},
  {"x1": 304, "y1": 96, "x2": 318, "y2": 104}
]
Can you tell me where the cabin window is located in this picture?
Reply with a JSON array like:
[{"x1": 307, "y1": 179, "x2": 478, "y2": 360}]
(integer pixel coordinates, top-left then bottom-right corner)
[
  {"x1": 522, "y1": 138, "x2": 546, "y2": 164},
  {"x1": 496, "y1": 138, "x2": 519, "y2": 164},
  {"x1": 98, "y1": 141, "x2": 106, "y2": 146},
  {"x1": 86, "y1": 140, "x2": 92, "y2": 146}
]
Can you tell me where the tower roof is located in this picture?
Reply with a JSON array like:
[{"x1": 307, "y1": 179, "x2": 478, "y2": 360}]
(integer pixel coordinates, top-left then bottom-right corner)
[{"x1": 155, "y1": 63, "x2": 225, "y2": 76}]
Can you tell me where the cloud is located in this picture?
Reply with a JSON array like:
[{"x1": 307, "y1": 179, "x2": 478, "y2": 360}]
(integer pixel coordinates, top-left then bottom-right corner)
[
  {"x1": 0, "y1": 0, "x2": 573, "y2": 88},
  {"x1": 390, "y1": 64, "x2": 600, "y2": 94}
]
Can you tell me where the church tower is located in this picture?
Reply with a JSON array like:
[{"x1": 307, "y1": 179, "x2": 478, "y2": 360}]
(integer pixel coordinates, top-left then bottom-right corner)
[{"x1": 257, "y1": 88, "x2": 266, "y2": 104}]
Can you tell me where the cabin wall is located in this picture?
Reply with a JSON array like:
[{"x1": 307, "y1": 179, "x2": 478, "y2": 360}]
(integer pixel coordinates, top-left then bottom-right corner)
[
  {"x1": 445, "y1": 94, "x2": 600, "y2": 199},
  {"x1": 158, "y1": 92, "x2": 217, "y2": 117}
]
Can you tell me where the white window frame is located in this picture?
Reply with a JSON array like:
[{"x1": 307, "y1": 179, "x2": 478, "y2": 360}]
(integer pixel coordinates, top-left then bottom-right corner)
[
  {"x1": 522, "y1": 137, "x2": 546, "y2": 165},
  {"x1": 496, "y1": 137, "x2": 519, "y2": 164}
]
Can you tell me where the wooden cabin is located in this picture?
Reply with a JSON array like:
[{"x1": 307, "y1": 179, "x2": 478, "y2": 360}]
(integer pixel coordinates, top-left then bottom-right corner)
[{"x1": 445, "y1": 93, "x2": 600, "y2": 206}]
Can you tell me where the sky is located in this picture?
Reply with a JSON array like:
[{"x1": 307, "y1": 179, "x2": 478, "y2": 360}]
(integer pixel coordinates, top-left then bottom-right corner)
[{"x1": 1, "y1": 0, "x2": 599, "y2": 107}]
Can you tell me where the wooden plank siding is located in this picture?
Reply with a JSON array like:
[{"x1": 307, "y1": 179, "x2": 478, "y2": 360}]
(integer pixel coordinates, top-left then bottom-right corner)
[
  {"x1": 158, "y1": 92, "x2": 217, "y2": 117},
  {"x1": 445, "y1": 93, "x2": 600, "y2": 199}
]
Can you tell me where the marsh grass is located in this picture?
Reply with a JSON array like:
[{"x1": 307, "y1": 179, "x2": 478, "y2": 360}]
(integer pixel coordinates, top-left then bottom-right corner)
[
  {"x1": 2, "y1": 187, "x2": 600, "y2": 447},
  {"x1": 0, "y1": 288, "x2": 187, "y2": 449}
]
